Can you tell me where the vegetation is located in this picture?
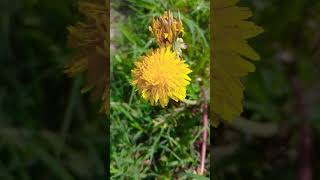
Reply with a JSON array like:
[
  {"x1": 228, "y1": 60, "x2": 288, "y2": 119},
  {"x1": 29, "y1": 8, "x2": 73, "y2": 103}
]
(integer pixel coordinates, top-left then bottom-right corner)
[
  {"x1": 0, "y1": 0, "x2": 106, "y2": 179},
  {"x1": 110, "y1": 0, "x2": 210, "y2": 179},
  {"x1": 2, "y1": 0, "x2": 319, "y2": 179},
  {"x1": 213, "y1": 0, "x2": 320, "y2": 179}
]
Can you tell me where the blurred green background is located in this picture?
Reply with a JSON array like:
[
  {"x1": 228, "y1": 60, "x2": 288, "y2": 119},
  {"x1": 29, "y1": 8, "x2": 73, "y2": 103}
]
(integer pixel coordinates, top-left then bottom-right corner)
[
  {"x1": 0, "y1": 0, "x2": 106, "y2": 179},
  {"x1": 213, "y1": 0, "x2": 320, "y2": 179}
]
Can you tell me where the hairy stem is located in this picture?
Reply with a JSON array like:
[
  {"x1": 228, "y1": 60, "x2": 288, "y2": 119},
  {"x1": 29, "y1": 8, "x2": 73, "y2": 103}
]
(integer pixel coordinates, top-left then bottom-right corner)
[{"x1": 199, "y1": 102, "x2": 208, "y2": 175}]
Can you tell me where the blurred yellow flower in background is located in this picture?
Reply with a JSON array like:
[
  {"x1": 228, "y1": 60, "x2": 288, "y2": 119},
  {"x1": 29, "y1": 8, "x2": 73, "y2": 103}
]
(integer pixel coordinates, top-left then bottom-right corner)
[
  {"x1": 65, "y1": 0, "x2": 109, "y2": 114},
  {"x1": 131, "y1": 47, "x2": 191, "y2": 107}
]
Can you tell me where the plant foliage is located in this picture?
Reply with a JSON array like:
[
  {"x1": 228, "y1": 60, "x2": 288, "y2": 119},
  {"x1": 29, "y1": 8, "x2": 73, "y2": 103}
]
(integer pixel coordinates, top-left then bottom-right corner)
[
  {"x1": 211, "y1": 0, "x2": 263, "y2": 126},
  {"x1": 111, "y1": 0, "x2": 210, "y2": 178}
]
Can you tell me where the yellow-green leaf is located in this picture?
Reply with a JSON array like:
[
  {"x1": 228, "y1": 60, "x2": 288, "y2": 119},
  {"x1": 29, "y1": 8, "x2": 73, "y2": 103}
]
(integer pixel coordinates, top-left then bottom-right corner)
[{"x1": 211, "y1": 0, "x2": 263, "y2": 125}]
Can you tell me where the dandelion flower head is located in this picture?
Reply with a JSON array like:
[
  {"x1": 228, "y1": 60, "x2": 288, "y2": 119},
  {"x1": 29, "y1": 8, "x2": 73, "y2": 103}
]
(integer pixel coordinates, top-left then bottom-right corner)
[{"x1": 131, "y1": 47, "x2": 192, "y2": 107}]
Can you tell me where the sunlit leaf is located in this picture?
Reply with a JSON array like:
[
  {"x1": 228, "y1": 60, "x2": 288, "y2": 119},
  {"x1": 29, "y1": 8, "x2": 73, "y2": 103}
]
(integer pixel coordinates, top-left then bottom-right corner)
[{"x1": 211, "y1": 0, "x2": 263, "y2": 126}]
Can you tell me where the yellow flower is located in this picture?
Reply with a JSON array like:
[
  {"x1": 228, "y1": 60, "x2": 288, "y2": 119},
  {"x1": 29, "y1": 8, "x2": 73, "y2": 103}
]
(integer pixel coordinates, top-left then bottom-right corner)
[
  {"x1": 131, "y1": 47, "x2": 192, "y2": 107},
  {"x1": 149, "y1": 10, "x2": 184, "y2": 46}
]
